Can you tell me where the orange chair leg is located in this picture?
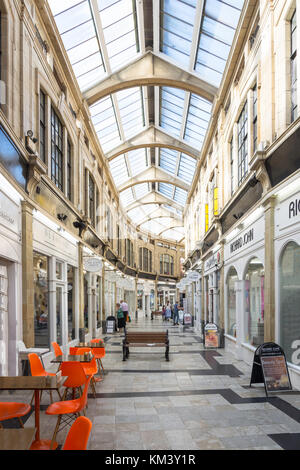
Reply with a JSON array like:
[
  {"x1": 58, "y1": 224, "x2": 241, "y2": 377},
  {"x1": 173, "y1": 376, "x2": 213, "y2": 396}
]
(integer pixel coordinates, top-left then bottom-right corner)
[
  {"x1": 50, "y1": 415, "x2": 62, "y2": 449},
  {"x1": 18, "y1": 417, "x2": 24, "y2": 428}
]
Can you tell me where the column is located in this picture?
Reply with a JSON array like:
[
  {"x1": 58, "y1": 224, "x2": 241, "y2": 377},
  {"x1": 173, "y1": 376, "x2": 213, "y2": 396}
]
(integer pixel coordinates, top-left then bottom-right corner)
[
  {"x1": 78, "y1": 242, "x2": 85, "y2": 342},
  {"x1": 21, "y1": 201, "x2": 35, "y2": 347},
  {"x1": 219, "y1": 246, "x2": 225, "y2": 346},
  {"x1": 263, "y1": 195, "x2": 276, "y2": 342},
  {"x1": 101, "y1": 264, "x2": 106, "y2": 332}
]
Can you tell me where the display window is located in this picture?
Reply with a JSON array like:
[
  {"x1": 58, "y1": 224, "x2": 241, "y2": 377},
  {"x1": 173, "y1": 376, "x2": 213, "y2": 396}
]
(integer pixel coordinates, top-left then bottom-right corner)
[
  {"x1": 33, "y1": 252, "x2": 49, "y2": 348},
  {"x1": 245, "y1": 257, "x2": 264, "y2": 346},
  {"x1": 227, "y1": 267, "x2": 238, "y2": 337},
  {"x1": 280, "y1": 242, "x2": 300, "y2": 364}
]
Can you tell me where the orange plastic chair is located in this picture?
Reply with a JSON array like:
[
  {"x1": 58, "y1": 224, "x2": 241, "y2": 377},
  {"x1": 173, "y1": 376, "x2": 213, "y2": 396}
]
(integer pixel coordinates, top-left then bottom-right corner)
[
  {"x1": 60, "y1": 362, "x2": 87, "y2": 401},
  {"x1": 51, "y1": 342, "x2": 63, "y2": 358},
  {"x1": 0, "y1": 402, "x2": 31, "y2": 428},
  {"x1": 90, "y1": 339, "x2": 106, "y2": 376},
  {"x1": 62, "y1": 416, "x2": 92, "y2": 450},
  {"x1": 28, "y1": 353, "x2": 60, "y2": 404},
  {"x1": 45, "y1": 375, "x2": 92, "y2": 449},
  {"x1": 69, "y1": 348, "x2": 99, "y2": 397}
]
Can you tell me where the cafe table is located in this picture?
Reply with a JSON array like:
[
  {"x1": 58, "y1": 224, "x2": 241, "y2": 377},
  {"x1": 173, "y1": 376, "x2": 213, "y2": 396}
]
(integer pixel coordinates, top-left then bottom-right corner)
[
  {"x1": 50, "y1": 353, "x2": 94, "y2": 364},
  {"x1": 75, "y1": 343, "x2": 107, "y2": 376},
  {"x1": 0, "y1": 427, "x2": 36, "y2": 450},
  {"x1": 0, "y1": 376, "x2": 64, "y2": 450}
]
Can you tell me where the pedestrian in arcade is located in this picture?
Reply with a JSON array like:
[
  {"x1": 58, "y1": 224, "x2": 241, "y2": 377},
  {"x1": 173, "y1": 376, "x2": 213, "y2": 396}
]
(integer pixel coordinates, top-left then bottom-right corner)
[
  {"x1": 120, "y1": 299, "x2": 129, "y2": 323},
  {"x1": 116, "y1": 303, "x2": 125, "y2": 333},
  {"x1": 165, "y1": 302, "x2": 172, "y2": 322}
]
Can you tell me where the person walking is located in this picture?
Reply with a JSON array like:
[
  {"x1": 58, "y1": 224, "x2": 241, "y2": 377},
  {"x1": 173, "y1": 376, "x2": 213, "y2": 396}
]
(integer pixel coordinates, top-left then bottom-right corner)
[
  {"x1": 116, "y1": 303, "x2": 125, "y2": 333},
  {"x1": 120, "y1": 299, "x2": 129, "y2": 323},
  {"x1": 165, "y1": 302, "x2": 172, "y2": 322},
  {"x1": 173, "y1": 300, "x2": 180, "y2": 325},
  {"x1": 162, "y1": 305, "x2": 166, "y2": 322}
]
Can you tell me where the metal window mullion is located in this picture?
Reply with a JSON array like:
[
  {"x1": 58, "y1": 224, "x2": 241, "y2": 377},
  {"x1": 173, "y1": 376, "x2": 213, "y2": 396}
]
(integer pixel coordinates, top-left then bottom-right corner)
[{"x1": 89, "y1": 0, "x2": 111, "y2": 74}]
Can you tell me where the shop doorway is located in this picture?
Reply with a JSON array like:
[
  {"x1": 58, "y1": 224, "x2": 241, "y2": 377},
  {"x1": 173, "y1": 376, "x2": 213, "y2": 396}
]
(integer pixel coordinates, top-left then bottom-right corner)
[{"x1": 0, "y1": 261, "x2": 8, "y2": 375}]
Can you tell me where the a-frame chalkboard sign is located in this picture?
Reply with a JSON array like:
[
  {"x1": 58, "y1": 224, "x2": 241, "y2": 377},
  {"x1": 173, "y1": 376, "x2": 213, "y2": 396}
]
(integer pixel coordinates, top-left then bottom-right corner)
[{"x1": 250, "y1": 342, "x2": 292, "y2": 397}]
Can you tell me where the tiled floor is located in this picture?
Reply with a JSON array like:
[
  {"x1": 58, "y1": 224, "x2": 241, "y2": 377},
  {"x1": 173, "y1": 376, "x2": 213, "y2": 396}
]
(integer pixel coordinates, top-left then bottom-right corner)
[{"x1": 2, "y1": 312, "x2": 300, "y2": 450}]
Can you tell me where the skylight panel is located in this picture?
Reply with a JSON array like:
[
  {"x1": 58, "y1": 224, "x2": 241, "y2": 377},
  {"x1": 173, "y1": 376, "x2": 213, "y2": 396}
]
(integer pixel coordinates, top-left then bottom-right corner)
[
  {"x1": 174, "y1": 187, "x2": 187, "y2": 205},
  {"x1": 177, "y1": 154, "x2": 196, "y2": 183},
  {"x1": 99, "y1": 0, "x2": 139, "y2": 72},
  {"x1": 116, "y1": 87, "x2": 145, "y2": 139},
  {"x1": 127, "y1": 207, "x2": 146, "y2": 223},
  {"x1": 160, "y1": 0, "x2": 196, "y2": 68},
  {"x1": 128, "y1": 149, "x2": 148, "y2": 177},
  {"x1": 109, "y1": 154, "x2": 129, "y2": 186},
  {"x1": 90, "y1": 95, "x2": 121, "y2": 151},
  {"x1": 160, "y1": 87, "x2": 185, "y2": 137},
  {"x1": 184, "y1": 94, "x2": 212, "y2": 148},
  {"x1": 162, "y1": 227, "x2": 184, "y2": 240},
  {"x1": 48, "y1": 0, "x2": 105, "y2": 92},
  {"x1": 159, "y1": 148, "x2": 178, "y2": 175},
  {"x1": 158, "y1": 183, "x2": 174, "y2": 199},
  {"x1": 135, "y1": 183, "x2": 150, "y2": 200},
  {"x1": 120, "y1": 187, "x2": 135, "y2": 207},
  {"x1": 194, "y1": 0, "x2": 244, "y2": 87}
]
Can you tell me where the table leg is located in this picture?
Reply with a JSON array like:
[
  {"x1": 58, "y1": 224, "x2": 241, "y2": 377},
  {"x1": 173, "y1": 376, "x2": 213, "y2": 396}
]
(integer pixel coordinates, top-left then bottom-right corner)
[{"x1": 30, "y1": 389, "x2": 58, "y2": 450}]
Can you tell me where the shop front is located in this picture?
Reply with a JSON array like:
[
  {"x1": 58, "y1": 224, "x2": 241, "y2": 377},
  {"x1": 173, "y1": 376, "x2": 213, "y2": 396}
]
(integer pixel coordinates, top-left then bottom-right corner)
[
  {"x1": 32, "y1": 211, "x2": 79, "y2": 366},
  {"x1": 0, "y1": 176, "x2": 22, "y2": 376},
  {"x1": 203, "y1": 249, "x2": 222, "y2": 326},
  {"x1": 82, "y1": 252, "x2": 103, "y2": 339},
  {"x1": 224, "y1": 208, "x2": 265, "y2": 362},
  {"x1": 274, "y1": 179, "x2": 300, "y2": 388}
]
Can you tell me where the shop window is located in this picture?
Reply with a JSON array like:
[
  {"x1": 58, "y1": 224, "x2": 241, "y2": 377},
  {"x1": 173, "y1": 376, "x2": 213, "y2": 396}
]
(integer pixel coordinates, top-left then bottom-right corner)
[
  {"x1": 56, "y1": 285, "x2": 63, "y2": 346},
  {"x1": 89, "y1": 175, "x2": 95, "y2": 227},
  {"x1": 96, "y1": 275, "x2": 102, "y2": 329},
  {"x1": 51, "y1": 107, "x2": 64, "y2": 191},
  {"x1": 84, "y1": 274, "x2": 89, "y2": 334},
  {"x1": 56, "y1": 261, "x2": 63, "y2": 280},
  {"x1": 291, "y1": 10, "x2": 297, "y2": 122},
  {"x1": 245, "y1": 258, "x2": 264, "y2": 346},
  {"x1": 227, "y1": 267, "x2": 238, "y2": 337},
  {"x1": 33, "y1": 253, "x2": 49, "y2": 348},
  {"x1": 67, "y1": 265, "x2": 75, "y2": 341},
  {"x1": 280, "y1": 242, "x2": 300, "y2": 363},
  {"x1": 237, "y1": 101, "x2": 248, "y2": 185}
]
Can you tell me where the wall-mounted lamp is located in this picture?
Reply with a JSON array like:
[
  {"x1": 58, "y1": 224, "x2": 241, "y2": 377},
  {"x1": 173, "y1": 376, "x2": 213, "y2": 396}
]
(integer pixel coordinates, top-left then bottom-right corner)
[{"x1": 57, "y1": 213, "x2": 67, "y2": 221}]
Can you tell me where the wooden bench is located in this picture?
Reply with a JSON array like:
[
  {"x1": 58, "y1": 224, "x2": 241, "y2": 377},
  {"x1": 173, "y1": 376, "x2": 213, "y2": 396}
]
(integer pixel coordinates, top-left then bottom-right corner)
[
  {"x1": 122, "y1": 330, "x2": 169, "y2": 361},
  {"x1": 151, "y1": 310, "x2": 162, "y2": 320}
]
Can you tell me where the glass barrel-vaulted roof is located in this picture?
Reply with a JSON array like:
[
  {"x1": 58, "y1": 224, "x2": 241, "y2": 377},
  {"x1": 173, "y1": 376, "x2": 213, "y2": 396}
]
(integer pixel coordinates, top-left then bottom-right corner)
[{"x1": 48, "y1": 0, "x2": 245, "y2": 242}]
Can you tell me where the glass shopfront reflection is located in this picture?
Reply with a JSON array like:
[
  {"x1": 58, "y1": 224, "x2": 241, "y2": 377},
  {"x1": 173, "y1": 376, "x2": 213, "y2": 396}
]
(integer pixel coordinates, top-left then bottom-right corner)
[
  {"x1": 33, "y1": 252, "x2": 49, "y2": 348},
  {"x1": 245, "y1": 258, "x2": 264, "y2": 346},
  {"x1": 227, "y1": 267, "x2": 238, "y2": 338},
  {"x1": 67, "y1": 265, "x2": 75, "y2": 341}
]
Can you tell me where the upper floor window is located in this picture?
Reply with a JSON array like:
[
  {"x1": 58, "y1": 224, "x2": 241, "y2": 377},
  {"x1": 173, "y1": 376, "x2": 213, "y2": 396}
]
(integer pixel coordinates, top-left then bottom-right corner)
[
  {"x1": 237, "y1": 101, "x2": 248, "y2": 185},
  {"x1": 39, "y1": 91, "x2": 46, "y2": 162},
  {"x1": 67, "y1": 139, "x2": 72, "y2": 201},
  {"x1": 89, "y1": 174, "x2": 95, "y2": 227},
  {"x1": 230, "y1": 137, "x2": 234, "y2": 195},
  {"x1": 252, "y1": 84, "x2": 258, "y2": 152},
  {"x1": 51, "y1": 107, "x2": 63, "y2": 191},
  {"x1": 160, "y1": 254, "x2": 174, "y2": 276},
  {"x1": 291, "y1": 10, "x2": 297, "y2": 122},
  {"x1": 126, "y1": 239, "x2": 134, "y2": 267},
  {"x1": 139, "y1": 248, "x2": 153, "y2": 272}
]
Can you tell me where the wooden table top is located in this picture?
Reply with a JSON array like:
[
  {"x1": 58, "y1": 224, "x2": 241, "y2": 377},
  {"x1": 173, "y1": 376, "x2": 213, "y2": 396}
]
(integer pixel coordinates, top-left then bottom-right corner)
[
  {"x1": 76, "y1": 342, "x2": 105, "y2": 348},
  {"x1": 51, "y1": 353, "x2": 93, "y2": 364},
  {"x1": 0, "y1": 376, "x2": 64, "y2": 391},
  {"x1": 0, "y1": 428, "x2": 36, "y2": 450}
]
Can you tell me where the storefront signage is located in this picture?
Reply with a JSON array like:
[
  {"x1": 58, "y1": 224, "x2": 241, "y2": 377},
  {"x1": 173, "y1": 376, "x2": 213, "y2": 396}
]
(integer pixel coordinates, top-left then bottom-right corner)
[
  {"x1": 0, "y1": 190, "x2": 19, "y2": 232},
  {"x1": 250, "y1": 342, "x2": 292, "y2": 396},
  {"x1": 183, "y1": 313, "x2": 192, "y2": 325},
  {"x1": 83, "y1": 257, "x2": 102, "y2": 272},
  {"x1": 289, "y1": 198, "x2": 300, "y2": 219},
  {"x1": 204, "y1": 322, "x2": 219, "y2": 348},
  {"x1": 230, "y1": 228, "x2": 254, "y2": 254},
  {"x1": 188, "y1": 271, "x2": 201, "y2": 281},
  {"x1": 204, "y1": 252, "x2": 221, "y2": 272}
]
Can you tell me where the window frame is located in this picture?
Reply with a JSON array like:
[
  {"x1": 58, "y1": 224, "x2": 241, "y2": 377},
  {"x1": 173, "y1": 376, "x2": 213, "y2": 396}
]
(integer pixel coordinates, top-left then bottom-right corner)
[
  {"x1": 51, "y1": 106, "x2": 64, "y2": 191},
  {"x1": 237, "y1": 100, "x2": 248, "y2": 186}
]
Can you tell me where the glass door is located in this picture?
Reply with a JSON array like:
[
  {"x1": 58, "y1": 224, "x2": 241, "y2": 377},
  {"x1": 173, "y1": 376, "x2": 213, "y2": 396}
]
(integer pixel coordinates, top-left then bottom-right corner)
[{"x1": 56, "y1": 285, "x2": 63, "y2": 345}]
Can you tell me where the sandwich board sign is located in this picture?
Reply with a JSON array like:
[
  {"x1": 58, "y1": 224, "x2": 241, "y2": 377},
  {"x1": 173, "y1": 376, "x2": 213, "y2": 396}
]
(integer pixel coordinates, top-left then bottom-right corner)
[
  {"x1": 204, "y1": 322, "x2": 219, "y2": 348},
  {"x1": 250, "y1": 342, "x2": 292, "y2": 396}
]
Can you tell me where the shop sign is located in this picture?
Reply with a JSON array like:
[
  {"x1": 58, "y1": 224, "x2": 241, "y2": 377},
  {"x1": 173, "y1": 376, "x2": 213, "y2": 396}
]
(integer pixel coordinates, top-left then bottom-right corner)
[
  {"x1": 188, "y1": 271, "x2": 201, "y2": 281},
  {"x1": 204, "y1": 322, "x2": 219, "y2": 348},
  {"x1": 230, "y1": 228, "x2": 254, "y2": 254},
  {"x1": 83, "y1": 257, "x2": 102, "y2": 272},
  {"x1": 277, "y1": 190, "x2": 300, "y2": 233},
  {"x1": 183, "y1": 313, "x2": 192, "y2": 325},
  {"x1": 250, "y1": 342, "x2": 292, "y2": 396},
  {"x1": 204, "y1": 252, "x2": 221, "y2": 272},
  {"x1": 0, "y1": 190, "x2": 19, "y2": 232}
]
